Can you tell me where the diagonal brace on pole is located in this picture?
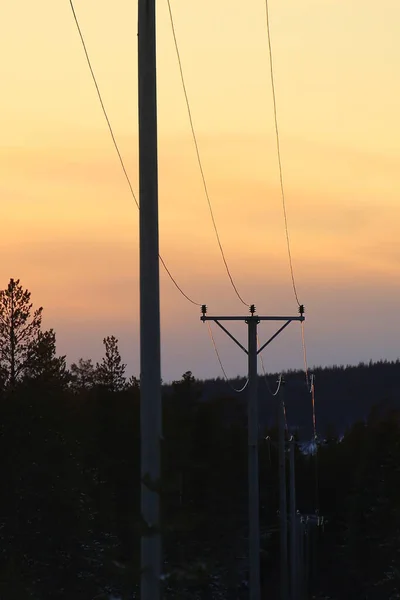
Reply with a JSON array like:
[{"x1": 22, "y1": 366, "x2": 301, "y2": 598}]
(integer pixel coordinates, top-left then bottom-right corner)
[
  {"x1": 201, "y1": 314, "x2": 304, "y2": 356},
  {"x1": 257, "y1": 320, "x2": 292, "y2": 354},
  {"x1": 213, "y1": 319, "x2": 248, "y2": 354}
]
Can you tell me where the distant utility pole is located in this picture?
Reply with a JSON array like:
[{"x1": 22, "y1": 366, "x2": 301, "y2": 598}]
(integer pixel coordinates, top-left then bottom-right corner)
[
  {"x1": 298, "y1": 516, "x2": 305, "y2": 600},
  {"x1": 201, "y1": 305, "x2": 305, "y2": 600},
  {"x1": 138, "y1": 1, "x2": 162, "y2": 599},
  {"x1": 278, "y1": 380, "x2": 289, "y2": 600}
]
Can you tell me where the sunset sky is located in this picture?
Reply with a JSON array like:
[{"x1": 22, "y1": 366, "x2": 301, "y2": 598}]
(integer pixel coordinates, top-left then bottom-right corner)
[{"x1": 1, "y1": 0, "x2": 399, "y2": 382}]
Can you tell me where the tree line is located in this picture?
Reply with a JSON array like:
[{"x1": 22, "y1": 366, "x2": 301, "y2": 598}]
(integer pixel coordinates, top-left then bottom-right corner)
[
  {"x1": 0, "y1": 278, "x2": 135, "y2": 394},
  {"x1": 0, "y1": 278, "x2": 399, "y2": 599}
]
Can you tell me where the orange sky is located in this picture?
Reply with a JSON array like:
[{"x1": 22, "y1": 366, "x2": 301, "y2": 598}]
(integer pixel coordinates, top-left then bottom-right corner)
[{"x1": 1, "y1": 0, "x2": 399, "y2": 380}]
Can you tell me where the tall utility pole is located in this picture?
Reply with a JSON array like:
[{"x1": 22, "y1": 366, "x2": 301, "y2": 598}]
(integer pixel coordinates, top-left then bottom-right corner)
[
  {"x1": 138, "y1": 1, "x2": 162, "y2": 599},
  {"x1": 201, "y1": 305, "x2": 304, "y2": 600},
  {"x1": 278, "y1": 380, "x2": 288, "y2": 600},
  {"x1": 247, "y1": 314, "x2": 260, "y2": 600},
  {"x1": 289, "y1": 437, "x2": 297, "y2": 600}
]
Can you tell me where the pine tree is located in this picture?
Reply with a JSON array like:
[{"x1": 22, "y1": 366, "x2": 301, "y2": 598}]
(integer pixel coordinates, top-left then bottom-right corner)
[
  {"x1": 95, "y1": 336, "x2": 126, "y2": 392},
  {"x1": 25, "y1": 329, "x2": 68, "y2": 388},
  {"x1": 70, "y1": 358, "x2": 96, "y2": 393},
  {"x1": 0, "y1": 278, "x2": 43, "y2": 388}
]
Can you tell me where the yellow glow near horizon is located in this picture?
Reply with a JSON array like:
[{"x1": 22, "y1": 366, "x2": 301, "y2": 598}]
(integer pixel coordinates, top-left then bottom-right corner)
[{"x1": 1, "y1": 0, "x2": 400, "y2": 377}]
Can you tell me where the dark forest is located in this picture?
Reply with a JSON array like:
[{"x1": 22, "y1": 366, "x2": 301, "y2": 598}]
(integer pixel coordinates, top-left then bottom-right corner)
[{"x1": 1, "y1": 278, "x2": 399, "y2": 599}]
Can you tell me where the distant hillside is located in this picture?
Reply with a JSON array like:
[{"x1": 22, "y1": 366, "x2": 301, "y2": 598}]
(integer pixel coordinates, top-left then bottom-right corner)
[{"x1": 164, "y1": 360, "x2": 400, "y2": 441}]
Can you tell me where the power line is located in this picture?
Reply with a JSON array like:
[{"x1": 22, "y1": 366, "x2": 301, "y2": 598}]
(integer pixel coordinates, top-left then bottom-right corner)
[
  {"x1": 310, "y1": 373, "x2": 317, "y2": 439},
  {"x1": 159, "y1": 256, "x2": 202, "y2": 306},
  {"x1": 301, "y1": 320, "x2": 310, "y2": 389},
  {"x1": 263, "y1": 0, "x2": 317, "y2": 448},
  {"x1": 258, "y1": 342, "x2": 286, "y2": 431},
  {"x1": 68, "y1": 0, "x2": 138, "y2": 210},
  {"x1": 68, "y1": 0, "x2": 202, "y2": 307},
  {"x1": 301, "y1": 320, "x2": 319, "y2": 510},
  {"x1": 264, "y1": 0, "x2": 301, "y2": 307},
  {"x1": 166, "y1": 0, "x2": 248, "y2": 307},
  {"x1": 260, "y1": 359, "x2": 287, "y2": 430},
  {"x1": 206, "y1": 321, "x2": 249, "y2": 393},
  {"x1": 258, "y1": 342, "x2": 282, "y2": 397},
  {"x1": 301, "y1": 321, "x2": 317, "y2": 439}
]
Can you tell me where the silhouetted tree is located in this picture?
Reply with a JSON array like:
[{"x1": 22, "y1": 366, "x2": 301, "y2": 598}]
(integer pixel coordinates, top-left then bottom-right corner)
[
  {"x1": 69, "y1": 357, "x2": 96, "y2": 393},
  {"x1": 0, "y1": 364, "x2": 7, "y2": 395},
  {"x1": 127, "y1": 374, "x2": 140, "y2": 390},
  {"x1": 24, "y1": 329, "x2": 68, "y2": 388},
  {"x1": 95, "y1": 335, "x2": 126, "y2": 392},
  {"x1": 0, "y1": 278, "x2": 42, "y2": 388}
]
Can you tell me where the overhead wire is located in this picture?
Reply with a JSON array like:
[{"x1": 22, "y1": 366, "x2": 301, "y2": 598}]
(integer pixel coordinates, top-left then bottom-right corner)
[
  {"x1": 301, "y1": 321, "x2": 319, "y2": 511},
  {"x1": 301, "y1": 322, "x2": 317, "y2": 438},
  {"x1": 258, "y1": 345, "x2": 282, "y2": 398},
  {"x1": 301, "y1": 321, "x2": 310, "y2": 390},
  {"x1": 257, "y1": 337, "x2": 288, "y2": 446},
  {"x1": 263, "y1": 0, "x2": 316, "y2": 442},
  {"x1": 278, "y1": 374, "x2": 288, "y2": 435},
  {"x1": 166, "y1": 0, "x2": 248, "y2": 307},
  {"x1": 206, "y1": 322, "x2": 249, "y2": 393},
  {"x1": 68, "y1": 0, "x2": 202, "y2": 307},
  {"x1": 263, "y1": 3, "x2": 319, "y2": 515},
  {"x1": 68, "y1": 0, "x2": 138, "y2": 209},
  {"x1": 282, "y1": 395, "x2": 288, "y2": 434},
  {"x1": 310, "y1": 373, "x2": 317, "y2": 440},
  {"x1": 70, "y1": 0, "x2": 319, "y2": 457},
  {"x1": 258, "y1": 341, "x2": 288, "y2": 436},
  {"x1": 264, "y1": 0, "x2": 301, "y2": 308}
]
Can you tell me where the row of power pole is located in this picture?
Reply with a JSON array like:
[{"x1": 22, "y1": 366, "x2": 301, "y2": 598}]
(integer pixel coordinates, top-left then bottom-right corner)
[
  {"x1": 137, "y1": 2, "x2": 308, "y2": 599},
  {"x1": 201, "y1": 306, "x2": 304, "y2": 600},
  {"x1": 277, "y1": 387, "x2": 323, "y2": 600}
]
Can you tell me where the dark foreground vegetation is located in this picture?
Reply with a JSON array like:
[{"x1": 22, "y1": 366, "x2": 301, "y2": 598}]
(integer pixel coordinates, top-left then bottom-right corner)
[{"x1": 1, "y1": 278, "x2": 399, "y2": 599}]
